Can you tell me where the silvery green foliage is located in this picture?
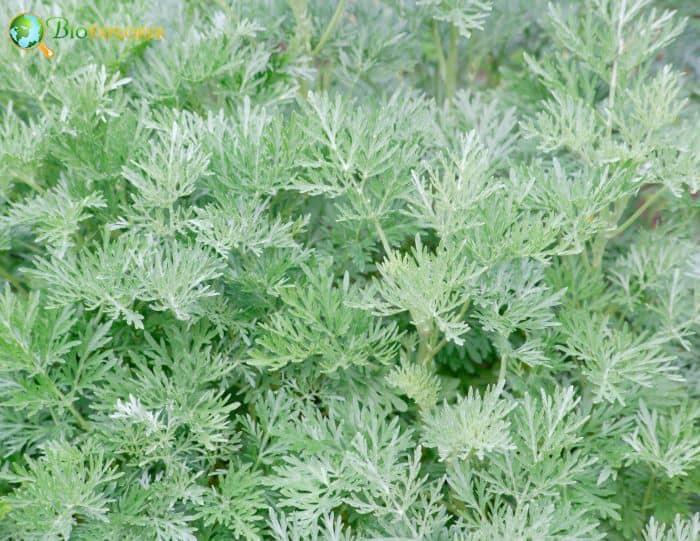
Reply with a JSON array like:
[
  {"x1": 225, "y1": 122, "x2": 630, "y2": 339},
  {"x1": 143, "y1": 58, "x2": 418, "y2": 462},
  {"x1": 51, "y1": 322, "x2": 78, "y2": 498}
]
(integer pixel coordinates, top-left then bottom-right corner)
[
  {"x1": 641, "y1": 514, "x2": 700, "y2": 541},
  {"x1": 0, "y1": 0, "x2": 698, "y2": 539},
  {"x1": 421, "y1": 381, "x2": 515, "y2": 461}
]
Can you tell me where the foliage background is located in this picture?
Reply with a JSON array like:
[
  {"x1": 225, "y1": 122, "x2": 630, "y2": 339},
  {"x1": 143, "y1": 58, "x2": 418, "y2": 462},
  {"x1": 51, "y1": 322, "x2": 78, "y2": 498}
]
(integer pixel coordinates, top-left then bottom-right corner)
[{"x1": 0, "y1": 0, "x2": 699, "y2": 539}]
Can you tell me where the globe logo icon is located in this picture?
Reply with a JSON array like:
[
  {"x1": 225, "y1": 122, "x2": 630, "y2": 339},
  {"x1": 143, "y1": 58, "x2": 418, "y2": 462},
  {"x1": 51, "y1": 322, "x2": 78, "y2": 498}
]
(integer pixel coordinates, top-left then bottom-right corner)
[{"x1": 8, "y1": 13, "x2": 54, "y2": 59}]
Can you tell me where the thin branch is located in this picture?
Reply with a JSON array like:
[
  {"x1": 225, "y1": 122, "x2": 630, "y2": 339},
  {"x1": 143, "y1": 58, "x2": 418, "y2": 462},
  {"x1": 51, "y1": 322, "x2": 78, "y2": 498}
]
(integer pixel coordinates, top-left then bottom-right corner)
[
  {"x1": 642, "y1": 472, "x2": 656, "y2": 515},
  {"x1": 432, "y1": 20, "x2": 448, "y2": 94},
  {"x1": 40, "y1": 372, "x2": 92, "y2": 432},
  {"x1": 445, "y1": 24, "x2": 459, "y2": 101},
  {"x1": 614, "y1": 186, "x2": 666, "y2": 236},
  {"x1": 373, "y1": 217, "x2": 392, "y2": 255},
  {"x1": 498, "y1": 354, "x2": 508, "y2": 385},
  {"x1": 606, "y1": 0, "x2": 626, "y2": 138},
  {"x1": 311, "y1": 0, "x2": 347, "y2": 57}
]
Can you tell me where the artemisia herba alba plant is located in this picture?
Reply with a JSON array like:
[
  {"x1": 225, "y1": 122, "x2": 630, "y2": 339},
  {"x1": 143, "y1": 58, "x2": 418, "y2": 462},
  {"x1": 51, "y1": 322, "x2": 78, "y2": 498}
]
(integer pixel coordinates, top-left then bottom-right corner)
[{"x1": 0, "y1": 0, "x2": 699, "y2": 539}]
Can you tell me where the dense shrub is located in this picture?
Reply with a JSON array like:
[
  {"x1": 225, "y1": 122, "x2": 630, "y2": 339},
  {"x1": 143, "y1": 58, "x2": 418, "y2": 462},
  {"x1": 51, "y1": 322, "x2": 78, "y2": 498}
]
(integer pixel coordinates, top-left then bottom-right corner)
[{"x1": 1, "y1": 0, "x2": 699, "y2": 539}]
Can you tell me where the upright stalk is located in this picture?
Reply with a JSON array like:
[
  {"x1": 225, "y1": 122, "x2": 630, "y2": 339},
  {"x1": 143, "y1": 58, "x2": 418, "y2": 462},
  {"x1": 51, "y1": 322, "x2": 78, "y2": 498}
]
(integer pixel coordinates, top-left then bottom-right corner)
[
  {"x1": 416, "y1": 329, "x2": 435, "y2": 365},
  {"x1": 614, "y1": 187, "x2": 665, "y2": 236},
  {"x1": 445, "y1": 24, "x2": 459, "y2": 101},
  {"x1": 606, "y1": 0, "x2": 626, "y2": 137},
  {"x1": 642, "y1": 472, "x2": 656, "y2": 515},
  {"x1": 432, "y1": 21, "x2": 448, "y2": 102},
  {"x1": 290, "y1": 0, "x2": 346, "y2": 95},
  {"x1": 590, "y1": 232, "x2": 609, "y2": 270},
  {"x1": 40, "y1": 372, "x2": 91, "y2": 432},
  {"x1": 497, "y1": 354, "x2": 508, "y2": 385},
  {"x1": 588, "y1": 1, "x2": 629, "y2": 268},
  {"x1": 590, "y1": 186, "x2": 663, "y2": 269},
  {"x1": 289, "y1": 0, "x2": 313, "y2": 96},
  {"x1": 311, "y1": 0, "x2": 347, "y2": 57},
  {"x1": 373, "y1": 218, "x2": 391, "y2": 255}
]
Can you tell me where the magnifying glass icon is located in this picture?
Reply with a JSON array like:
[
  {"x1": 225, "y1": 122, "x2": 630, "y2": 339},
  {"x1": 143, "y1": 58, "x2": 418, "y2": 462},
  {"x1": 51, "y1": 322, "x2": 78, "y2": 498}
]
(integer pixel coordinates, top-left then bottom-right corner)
[{"x1": 8, "y1": 13, "x2": 55, "y2": 59}]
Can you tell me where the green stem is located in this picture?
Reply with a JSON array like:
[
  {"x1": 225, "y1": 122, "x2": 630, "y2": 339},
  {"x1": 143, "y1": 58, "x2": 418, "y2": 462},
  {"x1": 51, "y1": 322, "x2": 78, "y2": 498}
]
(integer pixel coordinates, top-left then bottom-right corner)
[
  {"x1": 40, "y1": 373, "x2": 91, "y2": 432},
  {"x1": 606, "y1": 0, "x2": 626, "y2": 138},
  {"x1": 416, "y1": 332, "x2": 433, "y2": 365},
  {"x1": 311, "y1": 0, "x2": 347, "y2": 57},
  {"x1": 581, "y1": 246, "x2": 592, "y2": 271},
  {"x1": 580, "y1": 383, "x2": 593, "y2": 412},
  {"x1": 432, "y1": 21, "x2": 447, "y2": 101},
  {"x1": 321, "y1": 59, "x2": 334, "y2": 91},
  {"x1": 591, "y1": 186, "x2": 665, "y2": 269},
  {"x1": 67, "y1": 403, "x2": 91, "y2": 432},
  {"x1": 590, "y1": 234, "x2": 608, "y2": 270},
  {"x1": 498, "y1": 354, "x2": 508, "y2": 385},
  {"x1": 642, "y1": 472, "x2": 655, "y2": 514},
  {"x1": 289, "y1": 0, "x2": 312, "y2": 96},
  {"x1": 373, "y1": 218, "x2": 391, "y2": 255},
  {"x1": 614, "y1": 187, "x2": 666, "y2": 236},
  {"x1": 445, "y1": 24, "x2": 459, "y2": 101},
  {"x1": 15, "y1": 172, "x2": 43, "y2": 193}
]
